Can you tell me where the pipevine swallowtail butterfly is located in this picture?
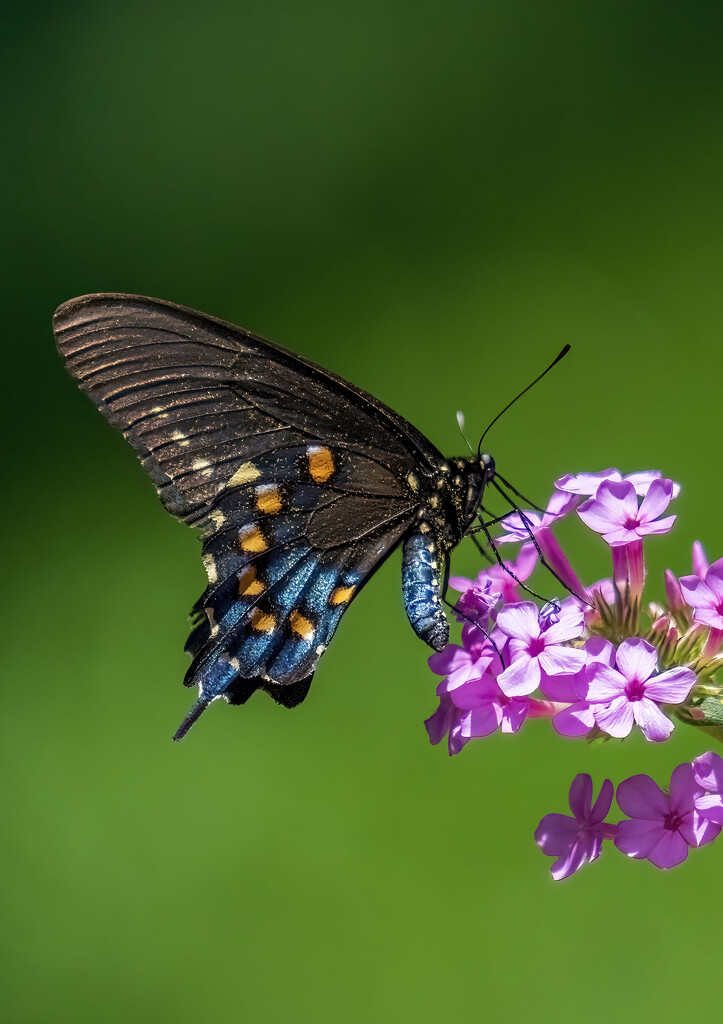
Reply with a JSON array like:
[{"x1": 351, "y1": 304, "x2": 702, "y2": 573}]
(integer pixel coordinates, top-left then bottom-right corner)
[{"x1": 54, "y1": 294, "x2": 545, "y2": 740}]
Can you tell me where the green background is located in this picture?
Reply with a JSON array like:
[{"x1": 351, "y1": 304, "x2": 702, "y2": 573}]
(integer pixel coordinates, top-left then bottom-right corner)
[{"x1": 4, "y1": 2, "x2": 723, "y2": 1021}]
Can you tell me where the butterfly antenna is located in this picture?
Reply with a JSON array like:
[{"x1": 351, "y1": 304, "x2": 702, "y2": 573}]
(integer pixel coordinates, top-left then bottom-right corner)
[
  {"x1": 478, "y1": 344, "x2": 570, "y2": 452},
  {"x1": 490, "y1": 479, "x2": 591, "y2": 608},
  {"x1": 469, "y1": 526, "x2": 558, "y2": 609},
  {"x1": 493, "y1": 472, "x2": 546, "y2": 514},
  {"x1": 172, "y1": 691, "x2": 215, "y2": 742},
  {"x1": 456, "y1": 411, "x2": 475, "y2": 455}
]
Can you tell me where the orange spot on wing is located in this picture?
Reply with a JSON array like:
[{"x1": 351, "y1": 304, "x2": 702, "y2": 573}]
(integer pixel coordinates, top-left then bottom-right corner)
[
  {"x1": 255, "y1": 485, "x2": 283, "y2": 515},
  {"x1": 238, "y1": 525, "x2": 267, "y2": 553},
  {"x1": 238, "y1": 565, "x2": 265, "y2": 597},
  {"x1": 330, "y1": 585, "x2": 355, "y2": 606},
  {"x1": 308, "y1": 446, "x2": 335, "y2": 483},
  {"x1": 290, "y1": 610, "x2": 315, "y2": 640},
  {"x1": 249, "y1": 607, "x2": 276, "y2": 632}
]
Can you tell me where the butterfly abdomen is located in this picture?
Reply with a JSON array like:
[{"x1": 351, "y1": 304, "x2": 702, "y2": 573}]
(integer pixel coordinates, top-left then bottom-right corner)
[{"x1": 401, "y1": 528, "x2": 449, "y2": 652}]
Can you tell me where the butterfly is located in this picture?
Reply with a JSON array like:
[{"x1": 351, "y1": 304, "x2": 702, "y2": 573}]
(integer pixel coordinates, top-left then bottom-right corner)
[{"x1": 53, "y1": 293, "x2": 500, "y2": 739}]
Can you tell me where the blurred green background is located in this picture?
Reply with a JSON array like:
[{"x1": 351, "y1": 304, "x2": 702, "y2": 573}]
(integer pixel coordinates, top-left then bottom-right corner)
[{"x1": 4, "y1": 1, "x2": 723, "y2": 1021}]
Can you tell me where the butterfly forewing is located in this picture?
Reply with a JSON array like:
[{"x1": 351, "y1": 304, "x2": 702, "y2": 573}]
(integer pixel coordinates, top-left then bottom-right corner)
[{"x1": 53, "y1": 294, "x2": 443, "y2": 732}]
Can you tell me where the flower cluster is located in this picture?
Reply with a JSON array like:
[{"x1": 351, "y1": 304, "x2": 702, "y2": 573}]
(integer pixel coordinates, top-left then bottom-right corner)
[
  {"x1": 424, "y1": 467, "x2": 723, "y2": 877},
  {"x1": 535, "y1": 752, "x2": 723, "y2": 879}
]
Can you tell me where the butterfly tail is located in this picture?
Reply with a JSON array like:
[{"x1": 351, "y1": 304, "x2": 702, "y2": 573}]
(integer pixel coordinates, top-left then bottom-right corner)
[
  {"x1": 172, "y1": 652, "x2": 239, "y2": 741},
  {"x1": 172, "y1": 693, "x2": 215, "y2": 742}
]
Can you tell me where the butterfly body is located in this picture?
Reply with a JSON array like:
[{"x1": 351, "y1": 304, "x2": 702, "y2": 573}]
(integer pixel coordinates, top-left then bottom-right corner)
[{"x1": 53, "y1": 294, "x2": 495, "y2": 737}]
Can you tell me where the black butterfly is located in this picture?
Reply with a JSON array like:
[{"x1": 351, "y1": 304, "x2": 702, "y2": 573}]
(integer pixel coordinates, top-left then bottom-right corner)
[{"x1": 54, "y1": 294, "x2": 499, "y2": 739}]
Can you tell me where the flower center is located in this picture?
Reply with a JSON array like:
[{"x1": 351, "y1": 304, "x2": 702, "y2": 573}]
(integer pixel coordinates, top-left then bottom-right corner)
[
  {"x1": 622, "y1": 515, "x2": 640, "y2": 530},
  {"x1": 624, "y1": 679, "x2": 646, "y2": 702},
  {"x1": 662, "y1": 811, "x2": 682, "y2": 832},
  {"x1": 528, "y1": 636, "x2": 546, "y2": 658}
]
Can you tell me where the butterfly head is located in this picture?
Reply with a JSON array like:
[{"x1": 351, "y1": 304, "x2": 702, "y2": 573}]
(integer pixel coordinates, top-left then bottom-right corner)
[{"x1": 479, "y1": 451, "x2": 495, "y2": 482}]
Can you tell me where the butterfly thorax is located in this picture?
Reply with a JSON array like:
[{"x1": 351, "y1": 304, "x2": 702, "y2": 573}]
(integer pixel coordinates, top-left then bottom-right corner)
[{"x1": 411, "y1": 453, "x2": 493, "y2": 552}]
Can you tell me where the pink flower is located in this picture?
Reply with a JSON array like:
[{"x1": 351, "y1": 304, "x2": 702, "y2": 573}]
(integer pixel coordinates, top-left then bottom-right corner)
[
  {"x1": 424, "y1": 694, "x2": 467, "y2": 755},
  {"x1": 615, "y1": 765, "x2": 720, "y2": 868},
  {"x1": 577, "y1": 479, "x2": 677, "y2": 547},
  {"x1": 556, "y1": 468, "x2": 680, "y2": 499},
  {"x1": 424, "y1": 671, "x2": 530, "y2": 755},
  {"x1": 583, "y1": 637, "x2": 695, "y2": 741},
  {"x1": 534, "y1": 774, "x2": 615, "y2": 880},
  {"x1": 692, "y1": 751, "x2": 723, "y2": 827},
  {"x1": 692, "y1": 540, "x2": 709, "y2": 578},
  {"x1": 496, "y1": 602, "x2": 585, "y2": 697},
  {"x1": 428, "y1": 641, "x2": 494, "y2": 694},
  {"x1": 496, "y1": 489, "x2": 578, "y2": 544},
  {"x1": 447, "y1": 575, "x2": 500, "y2": 624},
  {"x1": 451, "y1": 543, "x2": 538, "y2": 606},
  {"x1": 679, "y1": 557, "x2": 723, "y2": 630},
  {"x1": 444, "y1": 672, "x2": 529, "y2": 736},
  {"x1": 550, "y1": 636, "x2": 615, "y2": 738}
]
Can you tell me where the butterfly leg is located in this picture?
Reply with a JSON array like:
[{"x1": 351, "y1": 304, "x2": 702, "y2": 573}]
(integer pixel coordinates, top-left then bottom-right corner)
[{"x1": 401, "y1": 528, "x2": 449, "y2": 652}]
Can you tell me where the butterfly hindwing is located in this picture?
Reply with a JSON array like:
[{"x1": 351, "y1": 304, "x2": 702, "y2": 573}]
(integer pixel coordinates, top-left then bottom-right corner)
[{"x1": 177, "y1": 442, "x2": 417, "y2": 731}]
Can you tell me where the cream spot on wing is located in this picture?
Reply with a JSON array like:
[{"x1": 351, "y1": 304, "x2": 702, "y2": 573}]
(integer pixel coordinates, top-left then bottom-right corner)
[
  {"x1": 238, "y1": 524, "x2": 267, "y2": 553},
  {"x1": 255, "y1": 484, "x2": 283, "y2": 515},
  {"x1": 202, "y1": 553, "x2": 218, "y2": 583},
  {"x1": 229, "y1": 462, "x2": 261, "y2": 487},
  {"x1": 209, "y1": 509, "x2": 226, "y2": 531},
  {"x1": 307, "y1": 445, "x2": 335, "y2": 483}
]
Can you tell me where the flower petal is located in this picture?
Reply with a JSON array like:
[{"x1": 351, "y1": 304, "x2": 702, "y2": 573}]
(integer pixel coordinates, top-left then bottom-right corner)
[
  {"x1": 584, "y1": 663, "x2": 626, "y2": 702},
  {"x1": 550, "y1": 841, "x2": 588, "y2": 881},
  {"x1": 463, "y1": 702, "x2": 502, "y2": 739},
  {"x1": 428, "y1": 644, "x2": 469, "y2": 676},
  {"x1": 539, "y1": 645, "x2": 586, "y2": 677},
  {"x1": 544, "y1": 608, "x2": 585, "y2": 644},
  {"x1": 594, "y1": 696, "x2": 634, "y2": 737},
  {"x1": 424, "y1": 696, "x2": 456, "y2": 745},
  {"x1": 693, "y1": 750, "x2": 723, "y2": 792},
  {"x1": 637, "y1": 477, "x2": 673, "y2": 522},
  {"x1": 555, "y1": 469, "x2": 619, "y2": 496},
  {"x1": 498, "y1": 653, "x2": 540, "y2": 696},
  {"x1": 534, "y1": 813, "x2": 579, "y2": 855},
  {"x1": 679, "y1": 575, "x2": 714, "y2": 611},
  {"x1": 614, "y1": 637, "x2": 658, "y2": 684},
  {"x1": 704, "y1": 558, "x2": 723, "y2": 599},
  {"x1": 540, "y1": 671, "x2": 584, "y2": 702},
  {"x1": 552, "y1": 703, "x2": 595, "y2": 737},
  {"x1": 644, "y1": 666, "x2": 696, "y2": 704},
  {"x1": 568, "y1": 773, "x2": 593, "y2": 819},
  {"x1": 637, "y1": 514, "x2": 676, "y2": 536},
  {"x1": 590, "y1": 778, "x2": 614, "y2": 824},
  {"x1": 583, "y1": 636, "x2": 616, "y2": 666},
  {"x1": 496, "y1": 602, "x2": 540, "y2": 642},
  {"x1": 646, "y1": 830, "x2": 689, "y2": 869},
  {"x1": 616, "y1": 773, "x2": 669, "y2": 819},
  {"x1": 632, "y1": 698, "x2": 674, "y2": 742},
  {"x1": 615, "y1": 818, "x2": 664, "y2": 858},
  {"x1": 500, "y1": 699, "x2": 528, "y2": 733}
]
